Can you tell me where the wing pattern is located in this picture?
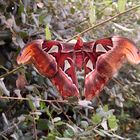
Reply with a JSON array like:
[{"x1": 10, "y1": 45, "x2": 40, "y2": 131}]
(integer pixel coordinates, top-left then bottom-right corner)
[{"x1": 17, "y1": 36, "x2": 140, "y2": 100}]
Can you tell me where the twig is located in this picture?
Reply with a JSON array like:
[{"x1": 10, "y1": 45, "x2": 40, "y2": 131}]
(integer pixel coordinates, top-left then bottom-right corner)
[
  {"x1": 66, "y1": 5, "x2": 140, "y2": 42},
  {"x1": 0, "y1": 119, "x2": 23, "y2": 136},
  {"x1": 0, "y1": 65, "x2": 9, "y2": 72},
  {"x1": 32, "y1": 113, "x2": 38, "y2": 140},
  {"x1": 112, "y1": 77, "x2": 124, "y2": 88},
  {"x1": 0, "y1": 134, "x2": 9, "y2": 140},
  {"x1": 96, "y1": 96, "x2": 103, "y2": 107},
  {"x1": 55, "y1": 100, "x2": 74, "y2": 124},
  {"x1": 0, "y1": 65, "x2": 24, "y2": 79},
  {"x1": 0, "y1": 96, "x2": 68, "y2": 103},
  {"x1": 67, "y1": 1, "x2": 113, "y2": 30}
]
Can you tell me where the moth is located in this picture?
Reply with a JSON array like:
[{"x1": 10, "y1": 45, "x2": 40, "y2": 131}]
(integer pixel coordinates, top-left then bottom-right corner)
[{"x1": 17, "y1": 36, "x2": 140, "y2": 100}]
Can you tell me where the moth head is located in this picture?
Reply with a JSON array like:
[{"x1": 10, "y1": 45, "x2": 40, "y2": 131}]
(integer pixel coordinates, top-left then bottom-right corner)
[{"x1": 17, "y1": 39, "x2": 43, "y2": 65}]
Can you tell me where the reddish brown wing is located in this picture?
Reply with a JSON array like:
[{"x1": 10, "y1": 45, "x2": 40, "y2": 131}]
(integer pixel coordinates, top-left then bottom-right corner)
[
  {"x1": 83, "y1": 37, "x2": 113, "y2": 76},
  {"x1": 84, "y1": 36, "x2": 140, "y2": 100},
  {"x1": 83, "y1": 37, "x2": 114, "y2": 100},
  {"x1": 17, "y1": 40, "x2": 80, "y2": 99},
  {"x1": 42, "y1": 40, "x2": 79, "y2": 88}
]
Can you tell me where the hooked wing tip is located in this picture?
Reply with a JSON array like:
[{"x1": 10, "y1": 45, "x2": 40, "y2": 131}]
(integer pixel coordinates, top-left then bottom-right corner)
[
  {"x1": 112, "y1": 36, "x2": 140, "y2": 64},
  {"x1": 17, "y1": 39, "x2": 44, "y2": 65},
  {"x1": 112, "y1": 36, "x2": 136, "y2": 46}
]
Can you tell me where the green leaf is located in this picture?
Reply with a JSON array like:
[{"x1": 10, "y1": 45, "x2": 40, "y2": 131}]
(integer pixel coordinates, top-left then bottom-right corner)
[
  {"x1": 80, "y1": 120, "x2": 89, "y2": 129},
  {"x1": 18, "y1": 0, "x2": 24, "y2": 16},
  {"x1": 55, "y1": 121, "x2": 65, "y2": 126},
  {"x1": 103, "y1": 105, "x2": 108, "y2": 112},
  {"x1": 75, "y1": 26, "x2": 82, "y2": 33},
  {"x1": 63, "y1": 128, "x2": 74, "y2": 138},
  {"x1": 56, "y1": 137, "x2": 72, "y2": 140},
  {"x1": 118, "y1": 0, "x2": 127, "y2": 13},
  {"x1": 45, "y1": 24, "x2": 52, "y2": 40},
  {"x1": 26, "y1": 115, "x2": 34, "y2": 122},
  {"x1": 94, "y1": 129, "x2": 106, "y2": 137},
  {"x1": 28, "y1": 100, "x2": 35, "y2": 110},
  {"x1": 18, "y1": 31, "x2": 28, "y2": 39},
  {"x1": 92, "y1": 114, "x2": 101, "y2": 124},
  {"x1": 88, "y1": 0, "x2": 96, "y2": 24},
  {"x1": 27, "y1": 99, "x2": 35, "y2": 111},
  {"x1": 47, "y1": 132, "x2": 56, "y2": 140},
  {"x1": 39, "y1": 15, "x2": 45, "y2": 24},
  {"x1": 104, "y1": 0, "x2": 112, "y2": 5},
  {"x1": 108, "y1": 115, "x2": 118, "y2": 130},
  {"x1": 40, "y1": 101, "x2": 46, "y2": 109},
  {"x1": 37, "y1": 119, "x2": 49, "y2": 130},
  {"x1": 70, "y1": 7, "x2": 75, "y2": 14},
  {"x1": 45, "y1": 108, "x2": 52, "y2": 120}
]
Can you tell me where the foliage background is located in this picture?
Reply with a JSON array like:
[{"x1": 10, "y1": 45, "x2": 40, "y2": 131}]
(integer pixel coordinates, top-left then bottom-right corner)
[{"x1": 0, "y1": 0, "x2": 140, "y2": 139}]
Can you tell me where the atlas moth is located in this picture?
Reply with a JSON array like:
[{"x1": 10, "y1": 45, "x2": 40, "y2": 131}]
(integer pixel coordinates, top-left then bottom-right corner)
[{"x1": 17, "y1": 36, "x2": 140, "y2": 100}]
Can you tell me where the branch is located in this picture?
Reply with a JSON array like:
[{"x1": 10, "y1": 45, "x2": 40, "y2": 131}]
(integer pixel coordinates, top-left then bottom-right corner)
[
  {"x1": 66, "y1": 5, "x2": 140, "y2": 42},
  {"x1": 0, "y1": 65, "x2": 24, "y2": 79},
  {"x1": 0, "y1": 96, "x2": 68, "y2": 103}
]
